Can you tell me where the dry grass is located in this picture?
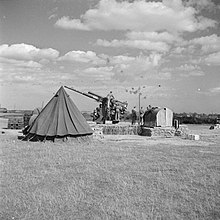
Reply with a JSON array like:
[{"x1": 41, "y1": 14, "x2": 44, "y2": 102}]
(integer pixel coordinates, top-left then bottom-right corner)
[{"x1": 0, "y1": 126, "x2": 220, "y2": 220}]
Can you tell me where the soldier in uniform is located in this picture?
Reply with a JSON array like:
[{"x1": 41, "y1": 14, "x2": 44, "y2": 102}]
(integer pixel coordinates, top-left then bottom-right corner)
[
  {"x1": 131, "y1": 106, "x2": 137, "y2": 125},
  {"x1": 107, "y1": 91, "x2": 114, "y2": 108},
  {"x1": 140, "y1": 107, "x2": 145, "y2": 125},
  {"x1": 115, "y1": 105, "x2": 121, "y2": 121}
]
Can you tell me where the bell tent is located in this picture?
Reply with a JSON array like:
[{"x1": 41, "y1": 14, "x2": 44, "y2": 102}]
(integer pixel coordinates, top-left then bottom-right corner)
[{"x1": 23, "y1": 86, "x2": 93, "y2": 141}]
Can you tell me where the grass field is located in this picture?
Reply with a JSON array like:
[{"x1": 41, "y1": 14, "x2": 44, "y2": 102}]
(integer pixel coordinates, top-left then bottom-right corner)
[{"x1": 0, "y1": 125, "x2": 220, "y2": 219}]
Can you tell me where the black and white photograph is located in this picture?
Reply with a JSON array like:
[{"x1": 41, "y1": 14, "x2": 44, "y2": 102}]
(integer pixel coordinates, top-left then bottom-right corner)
[{"x1": 0, "y1": 0, "x2": 220, "y2": 219}]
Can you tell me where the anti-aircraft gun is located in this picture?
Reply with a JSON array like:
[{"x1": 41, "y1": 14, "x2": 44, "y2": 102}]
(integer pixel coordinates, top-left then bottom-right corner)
[{"x1": 64, "y1": 86, "x2": 128, "y2": 124}]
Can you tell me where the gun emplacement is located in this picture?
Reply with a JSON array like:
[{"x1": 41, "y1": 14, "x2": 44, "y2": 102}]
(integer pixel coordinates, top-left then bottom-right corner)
[{"x1": 64, "y1": 86, "x2": 128, "y2": 124}]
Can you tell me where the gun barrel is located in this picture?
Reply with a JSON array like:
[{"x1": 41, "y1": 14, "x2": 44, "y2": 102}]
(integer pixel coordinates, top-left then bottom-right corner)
[
  {"x1": 88, "y1": 91, "x2": 103, "y2": 99},
  {"x1": 65, "y1": 86, "x2": 128, "y2": 110},
  {"x1": 64, "y1": 86, "x2": 99, "y2": 101}
]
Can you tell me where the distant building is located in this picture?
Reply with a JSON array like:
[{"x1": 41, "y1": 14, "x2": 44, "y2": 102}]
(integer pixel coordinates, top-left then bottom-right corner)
[
  {"x1": 0, "y1": 110, "x2": 33, "y2": 129},
  {"x1": 0, "y1": 113, "x2": 24, "y2": 129}
]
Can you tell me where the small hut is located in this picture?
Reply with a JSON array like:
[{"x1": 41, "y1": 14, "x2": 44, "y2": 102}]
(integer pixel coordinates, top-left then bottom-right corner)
[{"x1": 143, "y1": 107, "x2": 173, "y2": 127}]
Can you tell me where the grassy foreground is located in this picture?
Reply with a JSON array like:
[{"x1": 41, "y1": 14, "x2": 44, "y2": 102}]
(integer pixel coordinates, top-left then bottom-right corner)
[{"x1": 0, "y1": 133, "x2": 220, "y2": 220}]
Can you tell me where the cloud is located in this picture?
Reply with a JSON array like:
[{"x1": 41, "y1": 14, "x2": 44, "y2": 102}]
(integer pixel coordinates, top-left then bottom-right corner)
[
  {"x1": 188, "y1": 70, "x2": 205, "y2": 76},
  {"x1": 109, "y1": 55, "x2": 135, "y2": 64},
  {"x1": 0, "y1": 44, "x2": 165, "y2": 85},
  {"x1": 209, "y1": 86, "x2": 220, "y2": 93},
  {"x1": 111, "y1": 53, "x2": 162, "y2": 69},
  {"x1": 162, "y1": 64, "x2": 201, "y2": 72},
  {"x1": 0, "y1": 44, "x2": 59, "y2": 61},
  {"x1": 0, "y1": 57, "x2": 42, "y2": 69},
  {"x1": 80, "y1": 66, "x2": 114, "y2": 80},
  {"x1": 55, "y1": 17, "x2": 91, "y2": 30},
  {"x1": 185, "y1": 0, "x2": 219, "y2": 11},
  {"x1": 0, "y1": 59, "x2": 42, "y2": 84},
  {"x1": 96, "y1": 30, "x2": 181, "y2": 53},
  {"x1": 126, "y1": 31, "x2": 182, "y2": 43},
  {"x1": 111, "y1": 53, "x2": 163, "y2": 82},
  {"x1": 179, "y1": 71, "x2": 205, "y2": 77},
  {"x1": 167, "y1": 34, "x2": 220, "y2": 65},
  {"x1": 48, "y1": 6, "x2": 58, "y2": 20},
  {"x1": 96, "y1": 39, "x2": 170, "y2": 52},
  {"x1": 156, "y1": 72, "x2": 172, "y2": 80},
  {"x1": 189, "y1": 51, "x2": 220, "y2": 66},
  {"x1": 83, "y1": 66, "x2": 113, "y2": 74},
  {"x1": 161, "y1": 63, "x2": 205, "y2": 77},
  {"x1": 58, "y1": 50, "x2": 106, "y2": 65},
  {"x1": 189, "y1": 34, "x2": 220, "y2": 53},
  {"x1": 0, "y1": 43, "x2": 61, "y2": 85},
  {"x1": 0, "y1": 44, "x2": 60, "y2": 85},
  {"x1": 55, "y1": 0, "x2": 216, "y2": 33},
  {"x1": 171, "y1": 46, "x2": 186, "y2": 54},
  {"x1": 204, "y1": 52, "x2": 220, "y2": 65},
  {"x1": 177, "y1": 64, "x2": 201, "y2": 71},
  {"x1": 48, "y1": 14, "x2": 57, "y2": 20},
  {"x1": 59, "y1": 52, "x2": 164, "y2": 83}
]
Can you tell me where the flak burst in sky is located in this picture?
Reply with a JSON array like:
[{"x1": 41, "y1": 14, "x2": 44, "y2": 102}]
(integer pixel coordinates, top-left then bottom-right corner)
[{"x1": 0, "y1": 0, "x2": 220, "y2": 113}]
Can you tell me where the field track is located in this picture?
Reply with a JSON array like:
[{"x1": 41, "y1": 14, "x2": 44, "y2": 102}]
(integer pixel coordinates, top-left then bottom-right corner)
[{"x1": 0, "y1": 124, "x2": 220, "y2": 219}]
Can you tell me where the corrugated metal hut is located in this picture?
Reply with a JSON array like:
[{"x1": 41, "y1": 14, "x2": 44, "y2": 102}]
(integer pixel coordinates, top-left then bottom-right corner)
[{"x1": 143, "y1": 107, "x2": 173, "y2": 127}]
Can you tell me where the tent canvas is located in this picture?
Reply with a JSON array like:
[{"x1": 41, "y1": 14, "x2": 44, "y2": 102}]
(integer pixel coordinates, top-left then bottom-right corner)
[{"x1": 23, "y1": 86, "x2": 93, "y2": 141}]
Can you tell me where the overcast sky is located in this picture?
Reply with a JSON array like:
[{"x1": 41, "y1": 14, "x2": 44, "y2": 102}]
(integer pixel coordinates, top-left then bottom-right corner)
[{"x1": 0, "y1": 0, "x2": 220, "y2": 113}]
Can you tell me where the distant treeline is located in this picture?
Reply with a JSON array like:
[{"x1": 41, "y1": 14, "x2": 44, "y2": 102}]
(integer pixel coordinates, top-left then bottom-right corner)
[
  {"x1": 2, "y1": 109, "x2": 219, "y2": 125},
  {"x1": 83, "y1": 111, "x2": 219, "y2": 124},
  {"x1": 174, "y1": 113, "x2": 219, "y2": 124}
]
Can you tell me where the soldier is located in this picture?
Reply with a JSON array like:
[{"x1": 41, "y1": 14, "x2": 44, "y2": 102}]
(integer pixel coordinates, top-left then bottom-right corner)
[
  {"x1": 131, "y1": 106, "x2": 137, "y2": 125},
  {"x1": 91, "y1": 109, "x2": 97, "y2": 121},
  {"x1": 96, "y1": 104, "x2": 102, "y2": 118},
  {"x1": 147, "y1": 105, "x2": 152, "y2": 110},
  {"x1": 115, "y1": 105, "x2": 121, "y2": 121},
  {"x1": 107, "y1": 91, "x2": 114, "y2": 108},
  {"x1": 140, "y1": 107, "x2": 145, "y2": 125}
]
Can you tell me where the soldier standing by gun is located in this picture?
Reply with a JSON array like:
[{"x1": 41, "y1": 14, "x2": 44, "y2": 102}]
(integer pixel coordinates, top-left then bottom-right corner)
[
  {"x1": 106, "y1": 91, "x2": 114, "y2": 120},
  {"x1": 107, "y1": 91, "x2": 114, "y2": 108},
  {"x1": 131, "y1": 106, "x2": 137, "y2": 125},
  {"x1": 140, "y1": 107, "x2": 144, "y2": 125},
  {"x1": 115, "y1": 105, "x2": 121, "y2": 122}
]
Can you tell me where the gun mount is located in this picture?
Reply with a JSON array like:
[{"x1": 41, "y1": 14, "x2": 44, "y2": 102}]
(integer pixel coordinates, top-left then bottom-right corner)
[{"x1": 64, "y1": 86, "x2": 128, "y2": 124}]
